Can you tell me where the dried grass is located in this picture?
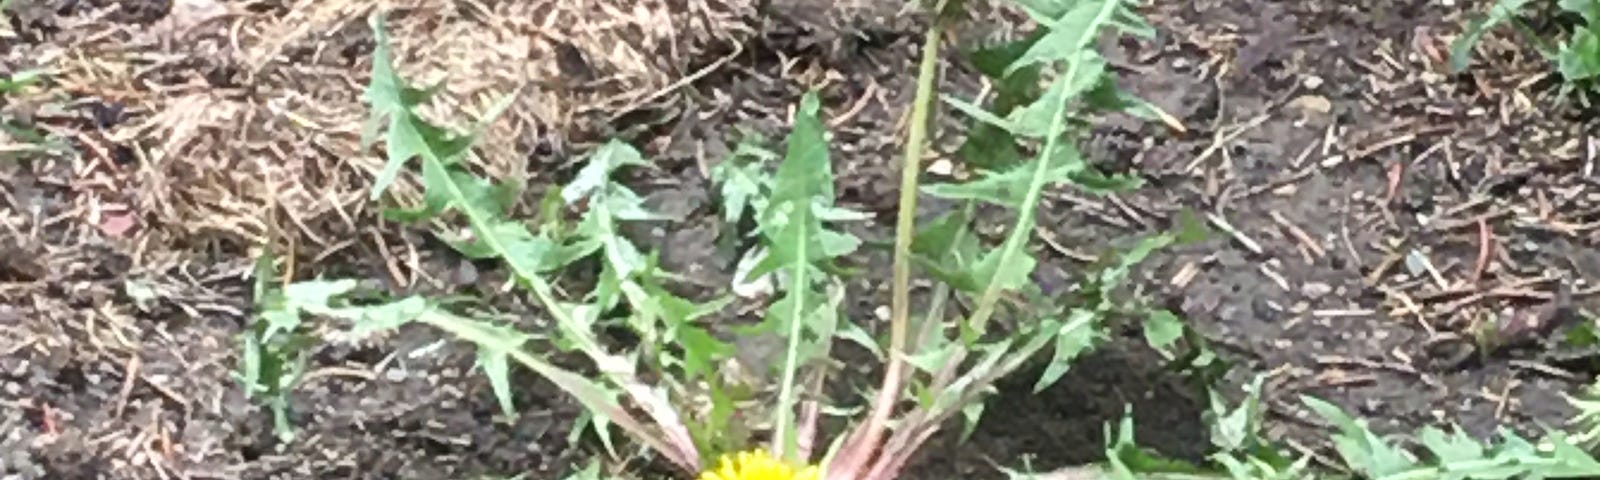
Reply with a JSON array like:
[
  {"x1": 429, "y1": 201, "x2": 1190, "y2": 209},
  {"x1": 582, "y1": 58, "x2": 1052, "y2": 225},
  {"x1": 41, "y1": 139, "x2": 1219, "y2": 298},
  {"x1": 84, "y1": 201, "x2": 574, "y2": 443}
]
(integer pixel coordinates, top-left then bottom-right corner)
[{"x1": 28, "y1": 0, "x2": 756, "y2": 265}]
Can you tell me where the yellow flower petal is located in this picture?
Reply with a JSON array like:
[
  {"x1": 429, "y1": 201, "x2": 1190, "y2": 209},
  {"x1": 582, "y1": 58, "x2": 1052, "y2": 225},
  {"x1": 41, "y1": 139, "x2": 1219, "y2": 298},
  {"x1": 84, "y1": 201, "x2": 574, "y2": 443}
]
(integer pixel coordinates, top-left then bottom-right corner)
[{"x1": 698, "y1": 449, "x2": 818, "y2": 480}]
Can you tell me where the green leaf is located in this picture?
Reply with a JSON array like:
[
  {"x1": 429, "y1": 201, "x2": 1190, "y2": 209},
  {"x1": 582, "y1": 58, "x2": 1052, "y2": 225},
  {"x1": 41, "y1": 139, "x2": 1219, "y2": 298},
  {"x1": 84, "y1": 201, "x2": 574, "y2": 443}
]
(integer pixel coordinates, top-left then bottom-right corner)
[
  {"x1": 1104, "y1": 408, "x2": 1211, "y2": 476},
  {"x1": 836, "y1": 319, "x2": 884, "y2": 359},
  {"x1": 906, "y1": 342, "x2": 959, "y2": 374},
  {"x1": 1142, "y1": 310, "x2": 1184, "y2": 355},
  {"x1": 1035, "y1": 309, "x2": 1099, "y2": 392},
  {"x1": 676, "y1": 324, "x2": 733, "y2": 380},
  {"x1": 1559, "y1": 28, "x2": 1600, "y2": 81},
  {"x1": 1301, "y1": 396, "x2": 1416, "y2": 476},
  {"x1": 1450, "y1": 0, "x2": 1534, "y2": 73},
  {"x1": 479, "y1": 348, "x2": 518, "y2": 417},
  {"x1": 710, "y1": 139, "x2": 774, "y2": 226},
  {"x1": 925, "y1": 140, "x2": 1118, "y2": 209},
  {"x1": 1174, "y1": 209, "x2": 1211, "y2": 244},
  {"x1": 762, "y1": 91, "x2": 838, "y2": 461},
  {"x1": 1009, "y1": 0, "x2": 1118, "y2": 74},
  {"x1": 343, "y1": 296, "x2": 429, "y2": 338},
  {"x1": 1007, "y1": 51, "x2": 1108, "y2": 136},
  {"x1": 1099, "y1": 233, "x2": 1175, "y2": 289},
  {"x1": 0, "y1": 69, "x2": 44, "y2": 94},
  {"x1": 943, "y1": 94, "x2": 1022, "y2": 133},
  {"x1": 973, "y1": 246, "x2": 1037, "y2": 294},
  {"x1": 958, "y1": 32, "x2": 1044, "y2": 171},
  {"x1": 1561, "y1": 0, "x2": 1600, "y2": 24},
  {"x1": 1419, "y1": 426, "x2": 1483, "y2": 465},
  {"x1": 959, "y1": 400, "x2": 986, "y2": 444},
  {"x1": 563, "y1": 140, "x2": 650, "y2": 205}
]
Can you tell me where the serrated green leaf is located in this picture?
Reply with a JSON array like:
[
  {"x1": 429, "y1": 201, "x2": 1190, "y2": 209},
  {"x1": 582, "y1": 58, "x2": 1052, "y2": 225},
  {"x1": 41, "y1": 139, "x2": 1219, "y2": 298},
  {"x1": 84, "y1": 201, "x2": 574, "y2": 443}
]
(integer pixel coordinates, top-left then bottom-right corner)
[
  {"x1": 1035, "y1": 309, "x2": 1098, "y2": 392},
  {"x1": 1009, "y1": 0, "x2": 1118, "y2": 74},
  {"x1": 1143, "y1": 310, "x2": 1184, "y2": 355},
  {"x1": 1562, "y1": 0, "x2": 1600, "y2": 25},
  {"x1": 711, "y1": 151, "x2": 770, "y2": 226},
  {"x1": 363, "y1": 15, "x2": 510, "y2": 203},
  {"x1": 906, "y1": 341, "x2": 957, "y2": 375},
  {"x1": 343, "y1": 296, "x2": 429, "y2": 338},
  {"x1": 943, "y1": 94, "x2": 1022, "y2": 133},
  {"x1": 564, "y1": 140, "x2": 650, "y2": 204},
  {"x1": 1559, "y1": 28, "x2": 1600, "y2": 81},
  {"x1": 924, "y1": 142, "x2": 1098, "y2": 209},
  {"x1": 836, "y1": 319, "x2": 884, "y2": 360},
  {"x1": 761, "y1": 91, "x2": 839, "y2": 461},
  {"x1": 1302, "y1": 396, "x2": 1417, "y2": 476},
  {"x1": 1083, "y1": 77, "x2": 1170, "y2": 123},
  {"x1": 1007, "y1": 51, "x2": 1108, "y2": 136},
  {"x1": 959, "y1": 400, "x2": 985, "y2": 444},
  {"x1": 361, "y1": 16, "x2": 701, "y2": 471},
  {"x1": 676, "y1": 324, "x2": 732, "y2": 380},
  {"x1": 1450, "y1": 0, "x2": 1534, "y2": 73},
  {"x1": 959, "y1": 33, "x2": 1044, "y2": 171},
  {"x1": 479, "y1": 349, "x2": 517, "y2": 417},
  {"x1": 1420, "y1": 427, "x2": 1483, "y2": 466},
  {"x1": 1099, "y1": 233, "x2": 1175, "y2": 289},
  {"x1": 756, "y1": 92, "x2": 836, "y2": 273},
  {"x1": 973, "y1": 247, "x2": 1037, "y2": 294}
]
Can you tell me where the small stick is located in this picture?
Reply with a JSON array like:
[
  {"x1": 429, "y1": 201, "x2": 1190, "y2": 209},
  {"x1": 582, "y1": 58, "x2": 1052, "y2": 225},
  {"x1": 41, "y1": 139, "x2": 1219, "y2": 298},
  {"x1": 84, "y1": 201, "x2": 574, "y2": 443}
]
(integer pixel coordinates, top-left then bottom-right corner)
[
  {"x1": 1380, "y1": 285, "x2": 1435, "y2": 333},
  {"x1": 1313, "y1": 309, "x2": 1375, "y2": 317},
  {"x1": 1351, "y1": 133, "x2": 1415, "y2": 160},
  {"x1": 114, "y1": 356, "x2": 141, "y2": 418},
  {"x1": 828, "y1": 82, "x2": 879, "y2": 129},
  {"x1": 1586, "y1": 136, "x2": 1595, "y2": 178},
  {"x1": 1185, "y1": 113, "x2": 1272, "y2": 172},
  {"x1": 1243, "y1": 165, "x2": 1316, "y2": 199},
  {"x1": 1271, "y1": 211, "x2": 1325, "y2": 259},
  {"x1": 1510, "y1": 360, "x2": 1582, "y2": 382},
  {"x1": 1260, "y1": 264, "x2": 1291, "y2": 291},
  {"x1": 1206, "y1": 212, "x2": 1264, "y2": 255},
  {"x1": 1429, "y1": 208, "x2": 1512, "y2": 232},
  {"x1": 1365, "y1": 249, "x2": 1405, "y2": 286},
  {"x1": 1384, "y1": 161, "x2": 1404, "y2": 204},
  {"x1": 1471, "y1": 218, "x2": 1493, "y2": 283}
]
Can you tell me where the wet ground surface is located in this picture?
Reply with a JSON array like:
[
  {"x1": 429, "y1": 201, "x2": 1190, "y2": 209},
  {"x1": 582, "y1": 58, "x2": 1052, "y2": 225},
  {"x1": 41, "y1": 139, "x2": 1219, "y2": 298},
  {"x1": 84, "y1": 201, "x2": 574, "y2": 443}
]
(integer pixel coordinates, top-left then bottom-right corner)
[{"x1": 2, "y1": 0, "x2": 1598, "y2": 478}]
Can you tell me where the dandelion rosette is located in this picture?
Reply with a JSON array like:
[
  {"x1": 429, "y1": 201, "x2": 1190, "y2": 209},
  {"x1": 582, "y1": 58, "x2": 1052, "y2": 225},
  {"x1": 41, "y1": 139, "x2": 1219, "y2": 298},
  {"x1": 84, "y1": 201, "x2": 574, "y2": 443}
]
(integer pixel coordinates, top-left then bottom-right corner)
[{"x1": 699, "y1": 449, "x2": 820, "y2": 480}]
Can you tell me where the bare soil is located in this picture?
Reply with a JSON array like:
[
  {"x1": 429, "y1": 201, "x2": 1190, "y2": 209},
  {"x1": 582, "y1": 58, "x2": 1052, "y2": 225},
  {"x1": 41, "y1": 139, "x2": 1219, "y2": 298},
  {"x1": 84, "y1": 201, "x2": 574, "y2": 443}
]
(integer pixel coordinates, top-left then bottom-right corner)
[{"x1": 2, "y1": 0, "x2": 1597, "y2": 479}]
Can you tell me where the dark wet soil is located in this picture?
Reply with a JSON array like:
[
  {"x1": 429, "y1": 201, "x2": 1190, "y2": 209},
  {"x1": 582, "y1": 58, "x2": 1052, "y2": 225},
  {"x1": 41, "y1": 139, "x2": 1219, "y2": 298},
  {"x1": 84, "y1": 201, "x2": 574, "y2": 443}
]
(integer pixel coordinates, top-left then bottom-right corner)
[{"x1": 4, "y1": 0, "x2": 1599, "y2": 479}]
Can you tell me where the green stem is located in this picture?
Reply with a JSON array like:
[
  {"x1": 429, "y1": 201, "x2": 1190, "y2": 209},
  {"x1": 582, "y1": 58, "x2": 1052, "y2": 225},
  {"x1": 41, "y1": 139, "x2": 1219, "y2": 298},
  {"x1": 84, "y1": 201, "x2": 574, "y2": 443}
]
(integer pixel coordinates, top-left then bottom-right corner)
[
  {"x1": 832, "y1": 12, "x2": 947, "y2": 477},
  {"x1": 963, "y1": 0, "x2": 1121, "y2": 335},
  {"x1": 771, "y1": 226, "x2": 811, "y2": 461}
]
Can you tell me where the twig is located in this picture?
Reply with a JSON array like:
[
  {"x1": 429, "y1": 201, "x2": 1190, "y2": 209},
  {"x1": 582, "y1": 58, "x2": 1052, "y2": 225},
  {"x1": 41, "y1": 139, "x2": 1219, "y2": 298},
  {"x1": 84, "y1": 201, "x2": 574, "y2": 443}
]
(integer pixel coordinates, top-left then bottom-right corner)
[
  {"x1": 1184, "y1": 113, "x2": 1271, "y2": 172},
  {"x1": 1510, "y1": 360, "x2": 1582, "y2": 382},
  {"x1": 1271, "y1": 211, "x2": 1325, "y2": 259},
  {"x1": 1471, "y1": 218, "x2": 1493, "y2": 283},
  {"x1": 604, "y1": 42, "x2": 744, "y2": 121},
  {"x1": 1428, "y1": 208, "x2": 1511, "y2": 232},
  {"x1": 114, "y1": 356, "x2": 141, "y2": 418},
  {"x1": 828, "y1": 81, "x2": 879, "y2": 129},
  {"x1": 1206, "y1": 212, "x2": 1263, "y2": 255}
]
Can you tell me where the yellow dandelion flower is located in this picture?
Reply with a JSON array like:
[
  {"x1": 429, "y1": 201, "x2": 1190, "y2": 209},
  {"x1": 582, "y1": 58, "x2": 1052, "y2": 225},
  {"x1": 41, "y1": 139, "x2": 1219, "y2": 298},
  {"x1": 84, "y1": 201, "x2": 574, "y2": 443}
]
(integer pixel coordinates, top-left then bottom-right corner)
[{"x1": 699, "y1": 449, "x2": 820, "y2": 480}]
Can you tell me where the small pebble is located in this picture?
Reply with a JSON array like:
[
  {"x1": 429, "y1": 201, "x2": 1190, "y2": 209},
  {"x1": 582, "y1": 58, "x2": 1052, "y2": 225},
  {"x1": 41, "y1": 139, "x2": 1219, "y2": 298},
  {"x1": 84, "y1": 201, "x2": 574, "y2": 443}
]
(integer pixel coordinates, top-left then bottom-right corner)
[{"x1": 1301, "y1": 282, "x2": 1333, "y2": 299}]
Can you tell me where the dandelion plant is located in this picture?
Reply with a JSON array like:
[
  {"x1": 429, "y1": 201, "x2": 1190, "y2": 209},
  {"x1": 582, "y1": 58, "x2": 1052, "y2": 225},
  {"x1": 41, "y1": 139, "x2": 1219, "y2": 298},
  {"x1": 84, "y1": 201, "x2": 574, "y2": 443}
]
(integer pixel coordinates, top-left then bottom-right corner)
[{"x1": 249, "y1": 2, "x2": 1190, "y2": 479}]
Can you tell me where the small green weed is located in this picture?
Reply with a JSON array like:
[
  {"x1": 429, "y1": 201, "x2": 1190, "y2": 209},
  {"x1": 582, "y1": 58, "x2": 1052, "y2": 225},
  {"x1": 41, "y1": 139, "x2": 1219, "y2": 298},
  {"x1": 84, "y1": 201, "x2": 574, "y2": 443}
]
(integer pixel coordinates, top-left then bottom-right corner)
[
  {"x1": 1452, "y1": 0, "x2": 1600, "y2": 94},
  {"x1": 1068, "y1": 380, "x2": 1600, "y2": 480}
]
